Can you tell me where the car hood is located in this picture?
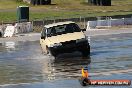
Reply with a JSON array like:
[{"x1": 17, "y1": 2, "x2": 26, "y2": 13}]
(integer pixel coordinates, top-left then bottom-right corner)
[{"x1": 47, "y1": 32, "x2": 85, "y2": 44}]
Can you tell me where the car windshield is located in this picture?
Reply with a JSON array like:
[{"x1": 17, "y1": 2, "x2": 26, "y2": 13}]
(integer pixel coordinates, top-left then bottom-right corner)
[{"x1": 46, "y1": 23, "x2": 81, "y2": 37}]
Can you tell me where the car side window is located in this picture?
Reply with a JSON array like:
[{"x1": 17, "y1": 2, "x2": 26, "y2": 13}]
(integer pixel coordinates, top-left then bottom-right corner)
[{"x1": 55, "y1": 26, "x2": 65, "y2": 33}]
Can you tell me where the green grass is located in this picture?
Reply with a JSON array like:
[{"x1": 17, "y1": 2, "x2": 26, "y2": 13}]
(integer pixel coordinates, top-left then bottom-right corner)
[
  {"x1": 0, "y1": 0, "x2": 132, "y2": 22},
  {"x1": 0, "y1": 12, "x2": 16, "y2": 22}
]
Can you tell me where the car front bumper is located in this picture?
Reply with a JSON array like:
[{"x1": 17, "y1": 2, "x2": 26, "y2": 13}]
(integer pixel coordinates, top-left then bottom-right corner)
[{"x1": 49, "y1": 40, "x2": 90, "y2": 56}]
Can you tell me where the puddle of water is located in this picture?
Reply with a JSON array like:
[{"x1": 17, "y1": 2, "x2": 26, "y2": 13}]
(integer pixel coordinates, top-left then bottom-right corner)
[
  {"x1": 0, "y1": 33, "x2": 132, "y2": 88},
  {"x1": 5, "y1": 42, "x2": 15, "y2": 49}
]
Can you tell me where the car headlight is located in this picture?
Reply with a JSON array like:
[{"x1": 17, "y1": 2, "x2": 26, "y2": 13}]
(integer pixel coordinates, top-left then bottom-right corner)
[
  {"x1": 49, "y1": 43, "x2": 62, "y2": 47},
  {"x1": 76, "y1": 38, "x2": 86, "y2": 43}
]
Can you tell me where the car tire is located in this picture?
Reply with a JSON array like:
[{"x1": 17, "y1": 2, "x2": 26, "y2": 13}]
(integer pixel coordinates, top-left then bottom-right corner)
[
  {"x1": 82, "y1": 52, "x2": 88, "y2": 57},
  {"x1": 81, "y1": 48, "x2": 90, "y2": 57},
  {"x1": 52, "y1": 52, "x2": 58, "y2": 59},
  {"x1": 46, "y1": 47, "x2": 58, "y2": 58},
  {"x1": 46, "y1": 47, "x2": 51, "y2": 55}
]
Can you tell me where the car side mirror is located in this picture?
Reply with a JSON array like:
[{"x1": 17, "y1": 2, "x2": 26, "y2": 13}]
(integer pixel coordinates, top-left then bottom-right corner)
[{"x1": 82, "y1": 29, "x2": 86, "y2": 32}]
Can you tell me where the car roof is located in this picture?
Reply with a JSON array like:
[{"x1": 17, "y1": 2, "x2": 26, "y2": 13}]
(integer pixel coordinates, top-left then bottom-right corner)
[{"x1": 44, "y1": 21, "x2": 75, "y2": 28}]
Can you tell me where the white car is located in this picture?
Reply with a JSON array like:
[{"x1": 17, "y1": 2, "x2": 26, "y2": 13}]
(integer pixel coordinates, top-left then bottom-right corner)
[{"x1": 40, "y1": 21, "x2": 90, "y2": 57}]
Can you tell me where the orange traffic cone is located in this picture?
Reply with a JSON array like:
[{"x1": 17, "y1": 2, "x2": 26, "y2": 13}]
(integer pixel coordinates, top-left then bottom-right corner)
[{"x1": 81, "y1": 68, "x2": 89, "y2": 78}]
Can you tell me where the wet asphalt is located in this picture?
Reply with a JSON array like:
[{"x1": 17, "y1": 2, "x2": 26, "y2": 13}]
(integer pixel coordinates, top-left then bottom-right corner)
[{"x1": 0, "y1": 30, "x2": 132, "y2": 88}]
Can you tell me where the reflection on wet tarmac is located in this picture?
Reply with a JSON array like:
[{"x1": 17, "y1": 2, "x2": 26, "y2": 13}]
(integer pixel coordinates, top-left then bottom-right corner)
[
  {"x1": 0, "y1": 33, "x2": 132, "y2": 88},
  {"x1": 0, "y1": 41, "x2": 91, "y2": 84}
]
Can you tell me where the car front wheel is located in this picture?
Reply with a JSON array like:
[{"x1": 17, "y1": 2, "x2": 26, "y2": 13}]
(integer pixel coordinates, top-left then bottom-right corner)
[
  {"x1": 47, "y1": 47, "x2": 58, "y2": 58},
  {"x1": 81, "y1": 47, "x2": 90, "y2": 57}
]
